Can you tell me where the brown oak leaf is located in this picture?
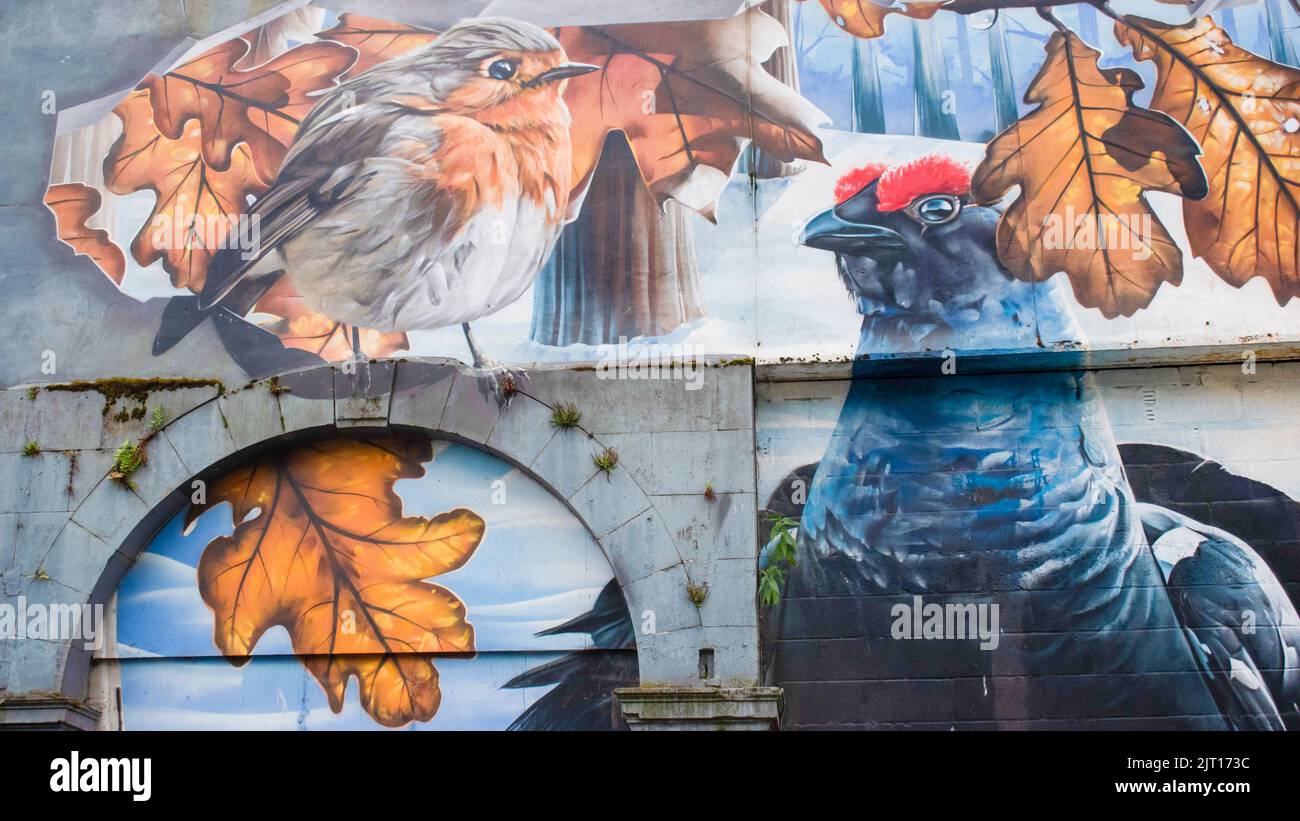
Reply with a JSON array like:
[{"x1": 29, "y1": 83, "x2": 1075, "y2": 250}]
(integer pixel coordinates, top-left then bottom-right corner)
[
  {"x1": 1117, "y1": 15, "x2": 1300, "y2": 307},
  {"x1": 804, "y1": 0, "x2": 945, "y2": 39},
  {"x1": 191, "y1": 434, "x2": 483, "y2": 727},
  {"x1": 44, "y1": 183, "x2": 126, "y2": 283},
  {"x1": 317, "y1": 13, "x2": 439, "y2": 77},
  {"x1": 561, "y1": 7, "x2": 829, "y2": 220},
  {"x1": 104, "y1": 88, "x2": 266, "y2": 291},
  {"x1": 971, "y1": 29, "x2": 1207, "y2": 318},
  {"x1": 140, "y1": 38, "x2": 354, "y2": 185}
]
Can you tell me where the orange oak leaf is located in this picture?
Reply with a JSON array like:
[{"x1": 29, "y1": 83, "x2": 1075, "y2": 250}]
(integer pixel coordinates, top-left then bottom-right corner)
[
  {"x1": 252, "y1": 276, "x2": 409, "y2": 360},
  {"x1": 971, "y1": 29, "x2": 1207, "y2": 318},
  {"x1": 43, "y1": 183, "x2": 126, "y2": 283},
  {"x1": 804, "y1": 0, "x2": 945, "y2": 39},
  {"x1": 104, "y1": 88, "x2": 267, "y2": 291},
  {"x1": 140, "y1": 38, "x2": 354, "y2": 185},
  {"x1": 317, "y1": 13, "x2": 439, "y2": 77},
  {"x1": 191, "y1": 434, "x2": 483, "y2": 727},
  {"x1": 560, "y1": 7, "x2": 829, "y2": 220},
  {"x1": 1117, "y1": 15, "x2": 1300, "y2": 307}
]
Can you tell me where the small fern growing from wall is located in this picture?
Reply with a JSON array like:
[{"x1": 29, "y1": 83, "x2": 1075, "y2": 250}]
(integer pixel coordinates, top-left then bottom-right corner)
[
  {"x1": 149, "y1": 406, "x2": 165, "y2": 432},
  {"x1": 109, "y1": 440, "x2": 146, "y2": 486},
  {"x1": 759, "y1": 514, "x2": 799, "y2": 607},
  {"x1": 22, "y1": 441, "x2": 40, "y2": 456}
]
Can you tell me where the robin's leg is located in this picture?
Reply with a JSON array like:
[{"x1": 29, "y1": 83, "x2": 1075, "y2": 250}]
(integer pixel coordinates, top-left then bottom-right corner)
[
  {"x1": 462, "y1": 322, "x2": 526, "y2": 406},
  {"x1": 350, "y1": 325, "x2": 371, "y2": 394}
]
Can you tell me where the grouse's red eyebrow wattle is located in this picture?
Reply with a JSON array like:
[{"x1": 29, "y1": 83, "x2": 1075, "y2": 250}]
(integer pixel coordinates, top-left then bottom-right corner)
[
  {"x1": 874, "y1": 154, "x2": 972, "y2": 212},
  {"x1": 834, "y1": 162, "x2": 888, "y2": 205}
]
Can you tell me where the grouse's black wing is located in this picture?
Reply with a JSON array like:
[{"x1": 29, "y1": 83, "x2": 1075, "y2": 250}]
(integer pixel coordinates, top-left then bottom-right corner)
[
  {"x1": 1139, "y1": 502, "x2": 1300, "y2": 730},
  {"x1": 501, "y1": 579, "x2": 638, "y2": 731}
]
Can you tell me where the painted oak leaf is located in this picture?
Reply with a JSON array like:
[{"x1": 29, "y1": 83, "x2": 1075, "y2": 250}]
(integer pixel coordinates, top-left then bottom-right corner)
[
  {"x1": 104, "y1": 88, "x2": 267, "y2": 291},
  {"x1": 43, "y1": 183, "x2": 126, "y2": 284},
  {"x1": 191, "y1": 434, "x2": 483, "y2": 727},
  {"x1": 803, "y1": 0, "x2": 945, "y2": 39},
  {"x1": 971, "y1": 29, "x2": 1207, "y2": 318},
  {"x1": 252, "y1": 276, "x2": 409, "y2": 360},
  {"x1": 561, "y1": 7, "x2": 830, "y2": 220},
  {"x1": 140, "y1": 37, "x2": 354, "y2": 185},
  {"x1": 317, "y1": 13, "x2": 439, "y2": 78},
  {"x1": 1117, "y1": 15, "x2": 1300, "y2": 307}
]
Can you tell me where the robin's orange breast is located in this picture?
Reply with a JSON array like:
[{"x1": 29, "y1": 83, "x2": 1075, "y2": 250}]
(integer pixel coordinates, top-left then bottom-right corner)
[{"x1": 396, "y1": 111, "x2": 571, "y2": 235}]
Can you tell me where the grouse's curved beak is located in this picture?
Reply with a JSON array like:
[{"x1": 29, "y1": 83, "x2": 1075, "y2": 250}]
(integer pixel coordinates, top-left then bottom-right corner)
[
  {"x1": 800, "y1": 207, "x2": 906, "y2": 256},
  {"x1": 525, "y1": 62, "x2": 600, "y2": 88}
]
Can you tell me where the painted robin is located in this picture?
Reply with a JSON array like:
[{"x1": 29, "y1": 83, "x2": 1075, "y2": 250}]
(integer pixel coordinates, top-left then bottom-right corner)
[{"x1": 155, "y1": 17, "x2": 597, "y2": 390}]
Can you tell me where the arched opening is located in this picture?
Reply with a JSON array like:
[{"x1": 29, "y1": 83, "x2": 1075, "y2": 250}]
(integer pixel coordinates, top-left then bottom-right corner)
[{"x1": 89, "y1": 428, "x2": 638, "y2": 730}]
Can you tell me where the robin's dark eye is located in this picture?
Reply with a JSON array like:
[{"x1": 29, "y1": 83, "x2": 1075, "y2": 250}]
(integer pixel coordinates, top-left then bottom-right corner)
[
  {"x1": 909, "y1": 194, "x2": 960, "y2": 225},
  {"x1": 488, "y1": 59, "x2": 518, "y2": 80}
]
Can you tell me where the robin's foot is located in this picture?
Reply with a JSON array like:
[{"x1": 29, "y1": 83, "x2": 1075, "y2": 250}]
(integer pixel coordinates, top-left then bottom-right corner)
[{"x1": 462, "y1": 322, "x2": 527, "y2": 407}]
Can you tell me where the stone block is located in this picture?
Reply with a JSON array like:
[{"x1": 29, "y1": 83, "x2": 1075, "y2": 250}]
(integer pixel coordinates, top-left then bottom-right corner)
[
  {"x1": 599, "y1": 508, "x2": 683, "y2": 584},
  {"x1": 162, "y1": 401, "x2": 236, "y2": 476},
  {"x1": 335, "y1": 360, "x2": 395, "y2": 427},
  {"x1": 485, "y1": 392, "x2": 557, "y2": 468},
  {"x1": 439, "y1": 369, "x2": 502, "y2": 445},
  {"x1": 389, "y1": 360, "x2": 457, "y2": 431},
  {"x1": 530, "y1": 428, "x2": 603, "y2": 500},
  {"x1": 567, "y1": 462, "x2": 651, "y2": 538}
]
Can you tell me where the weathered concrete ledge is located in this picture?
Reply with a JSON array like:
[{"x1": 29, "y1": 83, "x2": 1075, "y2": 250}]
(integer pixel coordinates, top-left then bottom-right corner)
[
  {"x1": 0, "y1": 694, "x2": 99, "y2": 731},
  {"x1": 615, "y1": 686, "x2": 783, "y2": 730}
]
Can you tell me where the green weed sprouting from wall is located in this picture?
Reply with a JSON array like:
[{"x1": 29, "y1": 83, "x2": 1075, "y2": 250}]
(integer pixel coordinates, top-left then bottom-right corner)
[{"x1": 759, "y1": 514, "x2": 799, "y2": 607}]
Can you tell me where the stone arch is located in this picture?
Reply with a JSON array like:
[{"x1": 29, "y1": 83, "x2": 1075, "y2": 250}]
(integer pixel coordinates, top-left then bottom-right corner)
[{"x1": 41, "y1": 360, "x2": 710, "y2": 715}]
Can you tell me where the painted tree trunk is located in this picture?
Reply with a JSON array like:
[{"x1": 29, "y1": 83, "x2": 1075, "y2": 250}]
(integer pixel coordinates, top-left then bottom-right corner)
[
  {"x1": 1221, "y1": 7, "x2": 1240, "y2": 41},
  {"x1": 988, "y1": 15, "x2": 1019, "y2": 135},
  {"x1": 530, "y1": 133, "x2": 705, "y2": 347},
  {"x1": 742, "y1": 0, "x2": 803, "y2": 179},
  {"x1": 955, "y1": 14, "x2": 973, "y2": 87},
  {"x1": 851, "y1": 38, "x2": 887, "y2": 134},
  {"x1": 1265, "y1": 0, "x2": 1297, "y2": 66},
  {"x1": 911, "y1": 17, "x2": 960, "y2": 140}
]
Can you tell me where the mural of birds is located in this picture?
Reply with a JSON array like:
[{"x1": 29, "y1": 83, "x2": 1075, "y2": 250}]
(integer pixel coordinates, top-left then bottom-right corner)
[
  {"x1": 154, "y1": 17, "x2": 597, "y2": 389},
  {"x1": 768, "y1": 154, "x2": 1300, "y2": 729}
]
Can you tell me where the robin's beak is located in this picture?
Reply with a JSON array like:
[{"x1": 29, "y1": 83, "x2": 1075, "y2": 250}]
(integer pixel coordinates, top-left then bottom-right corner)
[
  {"x1": 523, "y1": 62, "x2": 600, "y2": 88},
  {"x1": 800, "y1": 206, "x2": 907, "y2": 256}
]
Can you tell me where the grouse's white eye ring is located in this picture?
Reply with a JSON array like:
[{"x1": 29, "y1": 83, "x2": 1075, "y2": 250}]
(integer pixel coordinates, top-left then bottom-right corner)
[{"x1": 904, "y1": 193, "x2": 962, "y2": 227}]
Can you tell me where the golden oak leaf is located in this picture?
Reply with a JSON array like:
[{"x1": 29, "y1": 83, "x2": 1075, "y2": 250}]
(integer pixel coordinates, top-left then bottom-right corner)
[
  {"x1": 317, "y1": 13, "x2": 439, "y2": 77},
  {"x1": 971, "y1": 29, "x2": 1207, "y2": 318},
  {"x1": 141, "y1": 38, "x2": 354, "y2": 185},
  {"x1": 561, "y1": 7, "x2": 829, "y2": 220},
  {"x1": 43, "y1": 183, "x2": 126, "y2": 284},
  {"x1": 252, "y1": 276, "x2": 410, "y2": 360},
  {"x1": 806, "y1": 0, "x2": 945, "y2": 39},
  {"x1": 1117, "y1": 15, "x2": 1300, "y2": 306},
  {"x1": 191, "y1": 434, "x2": 482, "y2": 727},
  {"x1": 104, "y1": 88, "x2": 267, "y2": 291}
]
